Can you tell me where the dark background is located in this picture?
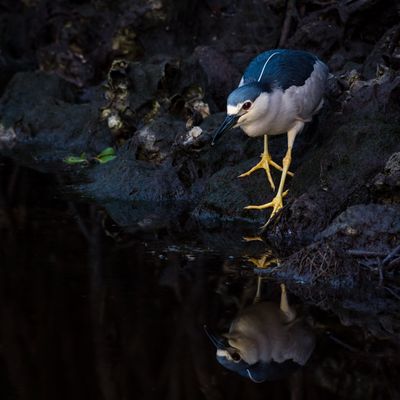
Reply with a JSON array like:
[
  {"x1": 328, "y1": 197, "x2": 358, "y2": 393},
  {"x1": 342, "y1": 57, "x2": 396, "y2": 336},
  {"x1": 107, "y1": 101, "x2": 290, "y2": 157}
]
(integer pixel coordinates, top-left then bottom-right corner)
[{"x1": 1, "y1": 1, "x2": 400, "y2": 399}]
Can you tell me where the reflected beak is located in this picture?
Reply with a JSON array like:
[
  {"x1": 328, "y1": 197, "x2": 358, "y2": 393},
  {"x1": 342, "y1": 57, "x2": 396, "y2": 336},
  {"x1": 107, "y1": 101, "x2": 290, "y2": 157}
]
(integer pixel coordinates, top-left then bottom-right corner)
[
  {"x1": 212, "y1": 114, "x2": 239, "y2": 145},
  {"x1": 203, "y1": 325, "x2": 229, "y2": 349},
  {"x1": 246, "y1": 368, "x2": 267, "y2": 383}
]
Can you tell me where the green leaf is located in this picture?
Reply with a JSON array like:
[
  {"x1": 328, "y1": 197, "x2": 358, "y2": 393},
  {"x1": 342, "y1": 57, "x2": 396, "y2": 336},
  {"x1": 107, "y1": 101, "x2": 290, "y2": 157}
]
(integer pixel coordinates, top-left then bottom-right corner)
[
  {"x1": 97, "y1": 147, "x2": 116, "y2": 158},
  {"x1": 96, "y1": 155, "x2": 117, "y2": 164},
  {"x1": 64, "y1": 155, "x2": 88, "y2": 165}
]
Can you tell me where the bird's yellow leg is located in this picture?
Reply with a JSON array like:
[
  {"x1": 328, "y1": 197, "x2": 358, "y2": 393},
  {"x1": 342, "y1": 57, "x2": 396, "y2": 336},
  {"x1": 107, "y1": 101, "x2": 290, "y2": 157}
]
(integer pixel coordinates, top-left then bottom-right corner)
[
  {"x1": 280, "y1": 283, "x2": 296, "y2": 323},
  {"x1": 239, "y1": 135, "x2": 293, "y2": 191},
  {"x1": 254, "y1": 276, "x2": 263, "y2": 303},
  {"x1": 244, "y1": 121, "x2": 304, "y2": 227},
  {"x1": 245, "y1": 146, "x2": 292, "y2": 217}
]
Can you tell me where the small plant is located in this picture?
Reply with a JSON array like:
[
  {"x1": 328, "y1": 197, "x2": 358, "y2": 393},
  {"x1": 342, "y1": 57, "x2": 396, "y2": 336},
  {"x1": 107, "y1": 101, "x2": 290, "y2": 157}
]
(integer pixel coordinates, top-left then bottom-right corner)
[
  {"x1": 64, "y1": 153, "x2": 89, "y2": 165},
  {"x1": 64, "y1": 147, "x2": 117, "y2": 165},
  {"x1": 94, "y1": 147, "x2": 117, "y2": 164}
]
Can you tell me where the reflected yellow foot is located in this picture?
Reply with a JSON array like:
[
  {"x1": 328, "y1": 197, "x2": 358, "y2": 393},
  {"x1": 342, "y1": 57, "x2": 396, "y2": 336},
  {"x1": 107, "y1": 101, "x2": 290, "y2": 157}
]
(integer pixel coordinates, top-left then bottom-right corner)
[
  {"x1": 238, "y1": 154, "x2": 294, "y2": 191},
  {"x1": 247, "y1": 252, "x2": 279, "y2": 269},
  {"x1": 248, "y1": 255, "x2": 269, "y2": 269},
  {"x1": 242, "y1": 236, "x2": 264, "y2": 242}
]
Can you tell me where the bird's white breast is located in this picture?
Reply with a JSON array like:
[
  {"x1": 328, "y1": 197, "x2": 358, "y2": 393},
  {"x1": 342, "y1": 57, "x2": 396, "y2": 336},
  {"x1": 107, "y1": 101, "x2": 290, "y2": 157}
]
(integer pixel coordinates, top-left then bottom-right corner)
[{"x1": 238, "y1": 60, "x2": 328, "y2": 137}]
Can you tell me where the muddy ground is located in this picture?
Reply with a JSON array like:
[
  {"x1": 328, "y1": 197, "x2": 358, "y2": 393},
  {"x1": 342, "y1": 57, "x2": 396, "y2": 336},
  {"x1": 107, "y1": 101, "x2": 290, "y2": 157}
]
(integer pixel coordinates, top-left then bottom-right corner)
[{"x1": 1, "y1": 0, "x2": 400, "y2": 338}]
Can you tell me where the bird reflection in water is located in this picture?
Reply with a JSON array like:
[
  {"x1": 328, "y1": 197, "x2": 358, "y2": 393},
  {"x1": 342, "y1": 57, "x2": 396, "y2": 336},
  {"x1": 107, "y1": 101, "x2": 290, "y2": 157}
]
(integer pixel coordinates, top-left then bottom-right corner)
[{"x1": 205, "y1": 278, "x2": 315, "y2": 383}]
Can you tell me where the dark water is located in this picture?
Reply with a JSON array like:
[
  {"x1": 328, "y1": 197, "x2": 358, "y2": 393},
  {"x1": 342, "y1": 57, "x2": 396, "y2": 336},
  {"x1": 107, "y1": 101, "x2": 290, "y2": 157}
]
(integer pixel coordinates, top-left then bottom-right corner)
[{"x1": 1, "y1": 159, "x2": 400, "y2": 400}]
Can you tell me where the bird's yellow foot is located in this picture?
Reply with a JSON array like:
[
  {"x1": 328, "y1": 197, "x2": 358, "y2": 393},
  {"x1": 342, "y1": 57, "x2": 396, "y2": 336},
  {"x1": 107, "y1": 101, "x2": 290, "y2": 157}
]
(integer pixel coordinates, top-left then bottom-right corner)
[
  {"x1": 238, "y1": 153, "x2": 279, "y2": 191},
  {"x1": 245, "y1": 190, "x2": 288, "y2": 212},
  {"x1": 247, "y1": 251, "x2": 279, "y2": 269},
  {"x1": 245, "y1": 190, "x2": 288, "y2": 227},
  {"x1": 238, "y1": 154, "x2": 293, "y2": 191}
]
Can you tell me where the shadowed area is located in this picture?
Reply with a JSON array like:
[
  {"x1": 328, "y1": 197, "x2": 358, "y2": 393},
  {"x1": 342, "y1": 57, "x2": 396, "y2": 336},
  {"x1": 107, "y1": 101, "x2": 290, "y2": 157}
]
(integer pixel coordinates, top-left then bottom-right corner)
[
  {"x1": 0, "y1": 1, "x2": 400, "y2": 398},
  {"x1": 1, "y1": 159, "x2": 400, "y2": 400}
]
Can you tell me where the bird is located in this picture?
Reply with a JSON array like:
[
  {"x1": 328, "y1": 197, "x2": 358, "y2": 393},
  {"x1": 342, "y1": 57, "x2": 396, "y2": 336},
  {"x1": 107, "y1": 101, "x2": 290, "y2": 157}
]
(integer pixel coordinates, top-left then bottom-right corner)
[
  {"x1": 212, "y1": 49, "x2": 329, "y2": 227},
  {"x1": 204, "y1": 284, "x2": 315, "y2": 383}
]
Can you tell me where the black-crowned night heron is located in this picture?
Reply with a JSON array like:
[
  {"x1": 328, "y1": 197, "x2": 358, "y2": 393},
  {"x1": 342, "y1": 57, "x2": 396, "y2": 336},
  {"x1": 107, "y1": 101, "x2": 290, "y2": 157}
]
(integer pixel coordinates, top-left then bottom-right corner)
[
  {"x1": 205, "y1": 284, "x2": 315, "y2": 383},
  {"x1": 212, "y1": 49, "x2": 329, "y2": 226}
]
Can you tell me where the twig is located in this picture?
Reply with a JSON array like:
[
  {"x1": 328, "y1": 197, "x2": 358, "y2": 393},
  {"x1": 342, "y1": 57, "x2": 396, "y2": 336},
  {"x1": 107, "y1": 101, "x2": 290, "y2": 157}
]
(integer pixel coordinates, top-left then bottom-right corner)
[
  {"x1": 388, "y1": 257, "x2": 400, "y2": 269},
  {"x1": 7, "y1": 164, "x2": 19, "y2": 200},
  {"x1": 347, "y1": 249, "x2": 387, "y2": 257},
  {"x1": 384, "y1": 286, "x2": 400, "y2": 301},
  {"x1": 326, "y1": 332, "x2": 358, "y2": 352},
  {"x1": 377, "y1": 257, "x2": 384, "y2": 287},
  {"x1": 358, "y1": 261, "x2": 376, "y2": 269},
  {"x1": 67, "y1": 201, "x2": 91, "y2": 242},
  {"x1": 382, "y1": 245, "x2": 400, "y2": 267},
  {"x1": 278, "y1": 0, "x2": 297, "y2": 48},
  {"x1": 312, "y1": 0, "x2": 336, "y2": 5}
]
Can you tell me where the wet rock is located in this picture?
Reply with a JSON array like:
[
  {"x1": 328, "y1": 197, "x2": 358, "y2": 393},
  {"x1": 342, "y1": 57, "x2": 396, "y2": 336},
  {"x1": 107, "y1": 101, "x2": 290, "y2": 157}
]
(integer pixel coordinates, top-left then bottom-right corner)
[
  {"x1": 0, "y1": 52, "x2": 211, "y2": 165},
  {"x1": 192, "y1": 162, "x2": 267, "y2": 223},
  {"x1": 341, "y1": 68, "x2": 400, "y2": 115},
  {"x1": 182, "y1": 126, "x2": 203, "y2": 146},
  {"x1": 0, "y1": 124, "x2": 17, "y2": 151},
  {"x1": 288, "y1": 18, "x2": 344, "y2": 58},
  {"x1": 385, "y1": 152, "x2": 400, "y2": 175},
  {"x1": 317, "y1": 204, "x2": 400, "y2": 253},
  {"x1": 135, "y1": 117, "x2": 185, "y2": 164},
  {"x1": 165, "y1": 0, "x2": 281, "y2": 70},
  {"x1": 100, "y1": 199, "x2": 188, "y2": 234},
  {"x1": 33, "y1": 0, "x2": 166, "y2": 86},
  {"x1": 0, "y1": 55, "x2": 35, "y2": 98},
  {"x1": 372, "y1": 152, "x2": 400, "y2": 203},
  {"x1": 100, "y1": 56, "x2": 208, "y2": 137},
  {"x1": 100, "y1": 58, "x2": 169, "y2": 140},
  {"x1": 268, "y1": 109, "x2": 400, "y2": 246},
  {"x1": 72, "y1": 121, "x2": 275, "y2": 229},
  {"x1": 77, "y1": 143, "x2": 186, "y2": 203},
  {"x1": 363, "y1": 24, "x2": 400, "y2": 79},
  {"x1": 277, "y1": 241, "x2": 356, "y2": 288},
  {"x1": 285, "y1": 276, "x2": 400, "y2": 340},
  {"x1": 273, "y1": 203, "x2": 400, "y2": 290},
  {"x1": 193, "y1": 46, "x2": 240, "y2": 109},
  {"x1": 0, "y1": 71, "x2": 111, "y2": 156}
]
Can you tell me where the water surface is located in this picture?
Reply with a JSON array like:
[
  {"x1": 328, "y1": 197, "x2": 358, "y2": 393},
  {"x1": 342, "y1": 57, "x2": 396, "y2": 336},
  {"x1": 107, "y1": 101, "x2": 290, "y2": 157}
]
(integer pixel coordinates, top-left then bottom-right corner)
[{"x1": 1, "y1": 159, "x2": 399, "y2": 400}]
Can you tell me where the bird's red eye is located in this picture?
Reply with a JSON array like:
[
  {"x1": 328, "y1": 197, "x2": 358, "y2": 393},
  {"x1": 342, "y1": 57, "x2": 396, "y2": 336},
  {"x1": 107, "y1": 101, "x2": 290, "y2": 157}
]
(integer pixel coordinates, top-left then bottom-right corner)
[
  {"x1": 231, "y1": 352, "x2": 241, "y2": 362},
  {"x1": 242, "y1": 101, "x2": 252, "y2": 110}
]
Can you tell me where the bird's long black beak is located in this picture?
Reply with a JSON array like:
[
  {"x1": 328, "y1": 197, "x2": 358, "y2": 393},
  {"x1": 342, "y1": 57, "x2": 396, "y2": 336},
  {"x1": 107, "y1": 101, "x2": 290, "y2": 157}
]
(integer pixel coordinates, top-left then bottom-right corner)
[
  {"x1": 203, "y1": 325, "x2": 229, "y2": 349},
  {"x1": 212, "y1": 114, "x2": 239, "y2": 145}
]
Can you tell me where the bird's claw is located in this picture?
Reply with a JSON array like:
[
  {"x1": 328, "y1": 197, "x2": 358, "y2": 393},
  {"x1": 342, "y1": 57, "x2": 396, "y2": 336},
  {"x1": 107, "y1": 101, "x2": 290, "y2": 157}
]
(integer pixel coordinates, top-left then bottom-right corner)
[
  {"x1": 238, "y1": 155, "x2": 293, "y2": 192},
  {"x1": 244, "y1": 190, "x2": 288, "y2": 211},
  {"x1": 244, "y1": 190, "x2": 289, "y2": 228},
  {"x1": 238, "y1": 154, "x2": 279, "y2": 191}
]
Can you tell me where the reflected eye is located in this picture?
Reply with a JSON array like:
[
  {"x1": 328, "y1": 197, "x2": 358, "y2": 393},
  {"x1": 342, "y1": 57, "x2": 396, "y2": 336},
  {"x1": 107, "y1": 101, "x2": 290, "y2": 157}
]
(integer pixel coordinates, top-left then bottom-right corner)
[
  {"x1": 242, "y1": 101, "x2": 252, "y2": 111},
  {"x1": 231, "y1": 352, "x2": 241, "y2": 362}
]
